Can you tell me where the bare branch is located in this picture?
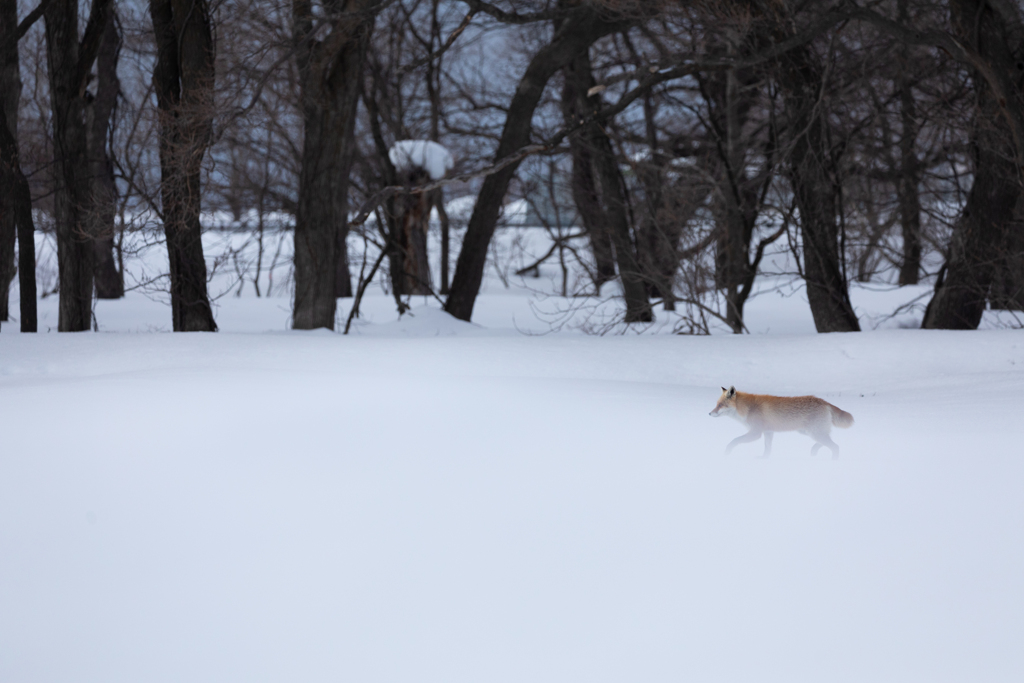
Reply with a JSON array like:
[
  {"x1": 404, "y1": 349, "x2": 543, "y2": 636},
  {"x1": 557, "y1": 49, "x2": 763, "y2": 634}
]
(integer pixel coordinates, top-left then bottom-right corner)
[
  {"x1": 15, "y1": 0, "x2": 53, "y2": 41},
  {"x1": 455, "y1": 0, "x2": 564, "y2": 24}
]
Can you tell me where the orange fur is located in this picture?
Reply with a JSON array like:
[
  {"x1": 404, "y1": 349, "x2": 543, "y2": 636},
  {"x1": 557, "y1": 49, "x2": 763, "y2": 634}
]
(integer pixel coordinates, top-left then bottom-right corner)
[{"x1": 709, "y1": 386, "x2": 854, "y2": 458}]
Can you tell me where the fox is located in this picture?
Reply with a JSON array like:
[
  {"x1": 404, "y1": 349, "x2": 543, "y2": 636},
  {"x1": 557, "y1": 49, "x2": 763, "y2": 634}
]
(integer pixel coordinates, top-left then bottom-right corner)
[{"x1": 709, "y1": 386, "x2": 854, "y2": 459}]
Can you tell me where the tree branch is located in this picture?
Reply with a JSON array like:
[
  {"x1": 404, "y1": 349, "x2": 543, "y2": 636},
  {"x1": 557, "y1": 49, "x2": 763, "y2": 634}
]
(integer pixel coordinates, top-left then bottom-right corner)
[
  {"x1": 16, "y1": 0, "x2": 53, "y2": 41},
  {"x1": 456, "y1": 0, "x2": 564, "y2": 24},
  {"x1": 75, "y1": 0, "x2": 113, "y2": 95},
  {"x1": 839, "y1": 6, "x2": 1024, "y2": 161}
]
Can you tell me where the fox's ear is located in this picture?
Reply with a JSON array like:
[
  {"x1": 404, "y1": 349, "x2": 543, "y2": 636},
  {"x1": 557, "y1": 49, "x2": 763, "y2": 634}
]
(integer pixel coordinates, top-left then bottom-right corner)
[
  {"x1": 721, "y1": 386, "x2": 727, "y2": 392},
  {"x1": 727, "y1": 386, "x2": 735, "y2": 397}
]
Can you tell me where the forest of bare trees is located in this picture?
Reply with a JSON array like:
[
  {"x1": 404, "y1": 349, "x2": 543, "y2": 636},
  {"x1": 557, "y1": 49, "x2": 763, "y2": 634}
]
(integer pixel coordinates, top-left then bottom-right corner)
[{"x1": 2, "y1": 0, "x2": 1023, "y2": 333}]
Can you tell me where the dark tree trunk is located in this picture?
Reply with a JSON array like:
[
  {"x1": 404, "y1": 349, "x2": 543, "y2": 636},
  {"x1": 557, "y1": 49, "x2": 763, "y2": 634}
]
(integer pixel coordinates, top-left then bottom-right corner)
[
  {"x1": 395, "y1": 168, "x2": 433, "y2": 295},
  {"x1": 445, "y1": 7, "x2": 628, "y2": 322},
  {"x1": 989, "y1": 198, "x2": 1024, "y2": 310},
  {"x1": 0, "y1": 0, "x2": 37, "y2": 333},
  {"x1": 45, "y1": 0, "x2": 113, "y2": 331},
  {"x1": 292, "y1": 0, "x2": 378, "y2": 329},
  {"x1": 334, "y1": 227, "x2": 353, "y2": 298},
  {"x1": 923, "y1": 0, "x2": 1024, "y2": 328},
  {"x1": 896, "y1": 0, "x2": 922, "y2": 286},
  {"x1": 360, "y1": 77, "x2": 406, "y2": 306},
  {"x1": 635, "y1": 91, "x2": 679, "y2": 310},
  {"x1": 589, "y1": 119, "x2": 653, "y2": 323},
  {"x1": 0, "y1": 108, "x2": 37, "y2": 332},
  {"x1": 922, "y1": 138, "x2": 1019, "y2": 327},
  {"x1": 705, "y1": 62, "x2": 763, "y2": 333},
  {"x1": 88, "y1": 9, "x2": 122, "y2": 300},
  {"x1": 638, "y1": 164, "x2": 710, "y2": 311},
  {"x1": 559, "y1": 46, "x2": 650, "y2": 322},
  {"x1": 775, "y1": 44, "x2": 860, "y2": 332},
  {"x1": 561, "y1": 51, "x2": 616, "y2": 292},
  {"x1": 150, "y1": 0, "x2": 217, "y2": 331},
  {"x1": 0, "y1": 0, "x2": 19, "y2": 322},
  {"x1": 436, "y1": 189, "x2": 451, "y2": 294}
]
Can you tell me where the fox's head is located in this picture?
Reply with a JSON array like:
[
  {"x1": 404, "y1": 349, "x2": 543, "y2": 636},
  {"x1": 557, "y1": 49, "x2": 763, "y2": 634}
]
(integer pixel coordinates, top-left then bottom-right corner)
[{"x1": 709, "y1": 386, "x2": 737, "y2": 417}]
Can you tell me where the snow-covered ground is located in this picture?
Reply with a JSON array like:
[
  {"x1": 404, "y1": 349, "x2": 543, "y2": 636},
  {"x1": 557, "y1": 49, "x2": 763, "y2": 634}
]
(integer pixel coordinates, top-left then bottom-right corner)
[{"x1": 2, "y1": 226, "x2": 1023, "y2": 683}]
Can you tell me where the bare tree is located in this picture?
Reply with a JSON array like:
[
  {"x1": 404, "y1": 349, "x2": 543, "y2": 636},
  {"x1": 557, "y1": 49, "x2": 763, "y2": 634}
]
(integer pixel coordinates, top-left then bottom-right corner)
[
  {"x1": 922, "y1": 0, "x2": 1024, "y2": 329},
  {"x1": 560, "y1": 49, "x2": 616, "y2": 293},
  {"x1": 759, "y1": 1, "x2": 860, "y2": 332},
  {"x1": 88, "y1": 6, "x2": 123, "y2": 300},
  {"x1": 445, "y1": 3, "x2": 636, "y2": 322},
  {"x1": 292, "y1": 0, "x2": 382, "y2": 330},
  {"x1": 0, "y1": 0, "x2": 39, "y2": 332},
  {"x1": 895, "y1": 0, "x2": 924, "y2": 286},
  {"x1": 150, "y1": 0, "x2": 219, "y2": 331},
  {"x1": 44, "y1": 0, "x2": 114, "y2": 331},
  {"x1": 0, "y1": 0, "x2": 22, "y2": 324},
  {"x1": 560, "y1": 39, "x2": 652, "y2": 322}
]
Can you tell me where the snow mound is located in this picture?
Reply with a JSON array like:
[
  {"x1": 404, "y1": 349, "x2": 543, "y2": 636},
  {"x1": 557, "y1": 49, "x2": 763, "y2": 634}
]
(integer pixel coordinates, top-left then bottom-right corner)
[
  {"x1": 388, "y1": 140, "x2": 454, "y2": 180},
  {"x1": 349, "y1": 305, "x2": 487, "y2": 337}
]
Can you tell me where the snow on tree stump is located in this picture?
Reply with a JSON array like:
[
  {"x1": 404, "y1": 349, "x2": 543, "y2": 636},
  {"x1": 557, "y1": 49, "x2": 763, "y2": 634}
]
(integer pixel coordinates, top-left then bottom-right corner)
[{"x1": 388, "y1": 140, "x2": 453, "y2": 295}]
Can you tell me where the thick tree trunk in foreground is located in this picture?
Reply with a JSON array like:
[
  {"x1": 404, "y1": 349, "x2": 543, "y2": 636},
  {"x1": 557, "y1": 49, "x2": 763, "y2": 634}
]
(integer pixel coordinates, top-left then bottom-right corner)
[
  {"x1": 445, "y1": 7, "x2": 627, "y2": 322},
  {"x1": 292, "y1": 0, "x2": 378, "y2": 329},
  {"x1": 923, "y1": 0, "x2": 1024, "y2": 328},
  {"x1": 151, "y1": 0, "x2": 217, "y2": 331},
  {"x1": 89, "y1": 9, "x2": 123, "y2": 300},
  {"x1": 45, "y1": 0, "x2": 113, "y2": 331}
]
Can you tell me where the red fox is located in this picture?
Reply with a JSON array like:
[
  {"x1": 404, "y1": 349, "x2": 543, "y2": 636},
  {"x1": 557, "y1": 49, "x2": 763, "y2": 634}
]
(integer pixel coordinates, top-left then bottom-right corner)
[{"x1": 709, "y1": 386, "x2": 854, "y2": 458}]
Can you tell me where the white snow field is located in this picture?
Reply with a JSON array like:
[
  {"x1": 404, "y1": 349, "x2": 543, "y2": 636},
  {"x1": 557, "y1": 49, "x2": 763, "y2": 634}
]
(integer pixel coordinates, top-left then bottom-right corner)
[{"x1": 2, "y1": 228, "x2": 1024, "y2": 683}]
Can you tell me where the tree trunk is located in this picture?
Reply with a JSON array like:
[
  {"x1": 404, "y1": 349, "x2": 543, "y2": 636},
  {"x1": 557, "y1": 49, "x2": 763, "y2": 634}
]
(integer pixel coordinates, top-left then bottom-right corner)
[
  {"x1": 0, "y1": 0, "x2": 18, "y2": 323},
  {"x1": 561, "y1": 51, "x2": 616, "y2": 292},
  {"x1": 922, "y1": 138, "x2": 1018, "y2": 327},
  {"x1": 445, "y1": 7, "x2": 627, "y2": 322},
  {"x1": 150, "y1": 0, "x2": 217, "y2": 331},
  {"x1": 923, "y1": 0, "x2": 1023, "y2": 328},
  {"x1": 589, "y1": 121, "x2": 653, "y2": 323},
  {"x1": 436, "y1": 188, "x2": 451, "y2": 294},
  {"x1": 334, "y1": 227, "x2": 353, "y2": 298},
  {"x1": 775, "y1": 43, "x2": 860, "y2": 332},
  {"x1": 896, "y1": 0, "x2": 922, "y2": 286},
  {"x1": 711, "y1": 65, "x2": 762, "y2": 332},
  {"x1": 395, "y1": 168, "x2": 433, "y2": 295},
  {"x1": 0, "y1": 107, "x2": 37, "y2": 332},
  {"x1": 559, "y1": 46, "x2": 650, "y2": 322},
  {"x1": 292, "y1": 0, "x2": 377, "y2": 330},
  {"x1": 989, "y1": 197, "x2": 1024, "y2": 310},
  {"x1": 0, "y1": 0, "x2": 38, "y2": 333},
  {"x1": 45, "y1": 0, "x2": 113, "y2": 331},
  {"x1": 635, "y1": 91, "x2": 682, "y2": 311},
  {"x1": 88, "y1": 8, "x2": 123, "y2": 300}
]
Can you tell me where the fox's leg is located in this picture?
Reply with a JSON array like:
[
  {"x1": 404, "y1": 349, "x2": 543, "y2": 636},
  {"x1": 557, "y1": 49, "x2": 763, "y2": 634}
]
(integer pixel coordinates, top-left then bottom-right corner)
[
  {"x1": 760, "y1": 431, "x2": 774, "y2": 458},
  {"x1": 811, "y1": 431, "x2": 840, "y2": 459},
  {"x1": 726, "y1": 430, "x2": 763, "y2": 454}
]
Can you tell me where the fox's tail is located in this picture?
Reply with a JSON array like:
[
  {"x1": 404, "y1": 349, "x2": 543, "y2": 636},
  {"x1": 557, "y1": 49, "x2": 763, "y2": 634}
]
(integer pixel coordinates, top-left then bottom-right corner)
[{"x1": 828, "y1": 404, "x2": 855, "y2": 429}]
